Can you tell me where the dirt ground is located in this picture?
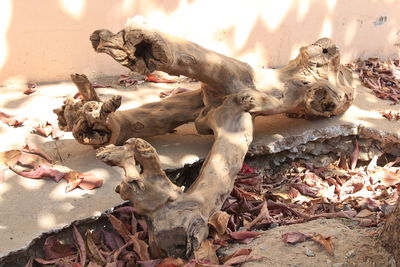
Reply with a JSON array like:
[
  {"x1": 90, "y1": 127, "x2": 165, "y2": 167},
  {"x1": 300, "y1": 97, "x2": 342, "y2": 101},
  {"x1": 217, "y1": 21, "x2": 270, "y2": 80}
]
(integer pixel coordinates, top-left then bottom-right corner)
[{"x1": 221, "y1": 218, "x2": 396, "y2": 267}]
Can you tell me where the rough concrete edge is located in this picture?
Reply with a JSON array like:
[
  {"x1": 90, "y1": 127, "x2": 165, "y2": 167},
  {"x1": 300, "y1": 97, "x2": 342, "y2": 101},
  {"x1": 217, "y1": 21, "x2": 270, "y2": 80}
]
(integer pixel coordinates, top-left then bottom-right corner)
[
  {"x1": 249, "y1": 123, "x2": 400, "y2": 156},
  {"x1": 0, "y1": 201, "x2": 130, "y2": 262}
]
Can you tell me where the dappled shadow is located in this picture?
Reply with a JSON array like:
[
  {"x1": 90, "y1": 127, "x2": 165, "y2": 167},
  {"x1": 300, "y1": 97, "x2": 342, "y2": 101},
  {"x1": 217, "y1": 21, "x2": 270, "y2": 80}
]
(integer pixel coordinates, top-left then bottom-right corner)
[{"x1": 1, "y1": 0, "x2": 400, "y2": 257}]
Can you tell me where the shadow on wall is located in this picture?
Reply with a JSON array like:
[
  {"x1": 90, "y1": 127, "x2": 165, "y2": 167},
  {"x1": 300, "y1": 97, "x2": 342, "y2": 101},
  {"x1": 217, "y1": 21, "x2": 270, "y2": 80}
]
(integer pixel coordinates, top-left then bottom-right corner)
[{"x1": 0, "y1": 0, "x2": 400, "y2": 84}]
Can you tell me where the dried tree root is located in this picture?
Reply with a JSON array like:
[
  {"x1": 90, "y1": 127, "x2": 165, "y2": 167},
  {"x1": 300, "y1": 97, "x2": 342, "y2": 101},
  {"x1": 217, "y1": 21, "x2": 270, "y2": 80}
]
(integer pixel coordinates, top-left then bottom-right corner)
[
  {"x1": 380, "y1": 199, "x2": 400, "y2": 264},
  {"x1": 96, "y1": 95, "x2": 253, "y2": 257},
  {"x1": 53, "y1": 24, "x2": 356, "y2": 257},
  {"x1": 54, "y1": 74, "x2": 204, "y2": 146}
]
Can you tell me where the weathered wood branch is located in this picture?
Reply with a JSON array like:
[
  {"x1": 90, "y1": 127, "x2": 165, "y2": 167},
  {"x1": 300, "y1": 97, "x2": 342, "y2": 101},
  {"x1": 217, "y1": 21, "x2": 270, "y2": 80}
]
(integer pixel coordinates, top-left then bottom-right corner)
[
  {"x1": 54, "y1": 74, "x2": 204, "y2": 145},
  {"x1": 380, "y1": 199, "x2": 400, "y2": 265},
  {"x1": 54, "y1": 25, "x2": 356, "y2": 257},
  {"x1": 96, "y1": 95, "x2": 253, "y2": 257}
]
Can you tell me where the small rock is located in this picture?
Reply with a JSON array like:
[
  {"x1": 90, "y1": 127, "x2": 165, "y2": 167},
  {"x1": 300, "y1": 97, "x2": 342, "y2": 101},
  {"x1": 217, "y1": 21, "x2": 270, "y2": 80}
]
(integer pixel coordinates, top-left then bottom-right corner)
[
  {"x1": 304, "y1": 247, "x2": 315, "y2": 257},
  {"x1": 269, "y1": 223, "x2": 279, "y2": 229},
  {"x1": 326, "y1": 259, "x2": 332, "y2": 265},
  {"x1": 345, "y1": 249, "x2": 355, "y2": 259},
  {"x1": 389, "y1": 257, "x2": 396, "y2": 267},
  {"x1": 381, "y1": 204, "x2": 395, "y2": 216},
  {"x1": 333, "y1": 263, "x2": 343, "y2": 267}
]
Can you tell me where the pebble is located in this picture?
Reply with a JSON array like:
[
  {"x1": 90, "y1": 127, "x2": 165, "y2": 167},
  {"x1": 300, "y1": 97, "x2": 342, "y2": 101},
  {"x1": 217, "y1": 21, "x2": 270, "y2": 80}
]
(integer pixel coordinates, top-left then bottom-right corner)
[
  {"x1": 269, "y1": 223, "x2": 279, "y2": 229},
  {"x1": 345, "y1": 249, "x2": 355, "y2": 259},
  {"x1": 304, "y1": 247, "x2": 315, "y2": 257},
  {"x1": 333, "y1": 263, "x2": 343, "y2": 267}
]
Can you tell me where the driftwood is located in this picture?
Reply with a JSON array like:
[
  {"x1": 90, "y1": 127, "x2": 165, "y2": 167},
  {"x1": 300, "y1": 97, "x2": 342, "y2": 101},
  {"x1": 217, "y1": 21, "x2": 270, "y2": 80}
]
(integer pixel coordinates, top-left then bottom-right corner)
[
  {"x1": 54, "y1": 24, "x2": 355, "y2": 257},
  {"x1": 380, "y1": 199, "x2": 400, "y2": 265}
]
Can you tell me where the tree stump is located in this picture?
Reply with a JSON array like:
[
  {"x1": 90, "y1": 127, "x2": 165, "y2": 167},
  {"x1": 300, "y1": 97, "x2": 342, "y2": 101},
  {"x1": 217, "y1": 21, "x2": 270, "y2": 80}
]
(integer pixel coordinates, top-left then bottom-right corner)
[
  {"x1": 54, "y1": 24, "x2": 355, "y2": 257},
  {"x1": 380, "y1": 200, "x2": 400, "y2": 265}
]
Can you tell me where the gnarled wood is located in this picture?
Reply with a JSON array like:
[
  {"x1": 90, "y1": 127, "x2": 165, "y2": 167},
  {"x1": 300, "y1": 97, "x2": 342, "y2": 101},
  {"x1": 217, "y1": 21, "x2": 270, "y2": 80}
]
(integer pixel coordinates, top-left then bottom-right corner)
[
  {"x1": 54, "y1": 75, "x2": 204, "y2": 145},
  {"x1": 380, "y1": 199, "x2": 400, "y2": 265},
  {"x1": 96, "y1": 95, "x2": 253, "y2": 257},
  {"x1": 54, "y1": 24, "x2": 356, "y2": 257}
]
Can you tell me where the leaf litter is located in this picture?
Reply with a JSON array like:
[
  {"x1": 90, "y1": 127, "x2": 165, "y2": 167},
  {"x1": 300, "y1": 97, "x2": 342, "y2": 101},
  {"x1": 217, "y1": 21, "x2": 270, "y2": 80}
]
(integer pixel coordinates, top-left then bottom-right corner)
[
  {"x1": 24, "y1": 143, "x2": 400, "y2": 266},
  {"x1": 1, "y1": 139, "x2": 102, "y2": 192}
]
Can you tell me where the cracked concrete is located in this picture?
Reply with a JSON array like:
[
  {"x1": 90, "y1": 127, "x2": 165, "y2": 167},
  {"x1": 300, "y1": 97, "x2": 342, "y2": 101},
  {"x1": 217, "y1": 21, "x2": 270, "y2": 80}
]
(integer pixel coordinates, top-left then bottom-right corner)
[{"x1": 0, "y1": 76, "x2": 399, "y2": 256}]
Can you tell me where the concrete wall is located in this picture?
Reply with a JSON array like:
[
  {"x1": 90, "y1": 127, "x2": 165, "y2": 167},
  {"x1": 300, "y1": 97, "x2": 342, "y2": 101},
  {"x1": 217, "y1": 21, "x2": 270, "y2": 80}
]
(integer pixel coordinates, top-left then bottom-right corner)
[{"x1": 1, "y1": 0, "x2": 399, "y2": 85}]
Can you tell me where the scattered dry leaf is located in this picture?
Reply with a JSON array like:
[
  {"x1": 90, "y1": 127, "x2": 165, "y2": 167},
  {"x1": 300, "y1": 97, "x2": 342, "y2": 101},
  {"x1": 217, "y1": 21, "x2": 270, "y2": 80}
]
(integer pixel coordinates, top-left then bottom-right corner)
[
  {"x1": 10, "y1": 164, "x2": 66, "y2": 182},
  {"x1": 311, "y1": 233, "x2": 334, "y2": 255},
  {"x1": 24, "y1": 82, "x2": 37, "y2": 95},
  {"x1": 159, "y1": 87, "x2": 191, "y2": 98},
  {"x1": 0, "y1": 111, "x2": 26, "y2": 127},
  {"x1": 350, "y1": 139, "x2": 359, "y2": 170},
  {"x1": 208, "y1": 211, "x2": 230, "y2": 236},
  {"x1": 281, "y1": 232, "x2": 310, "y2": 244},
  {"x1": 145, "y1": 74, "x2": 175, "y2": 83},
  {"x1": 194, "y1": 240, "x2": 219, "y2": 265}
]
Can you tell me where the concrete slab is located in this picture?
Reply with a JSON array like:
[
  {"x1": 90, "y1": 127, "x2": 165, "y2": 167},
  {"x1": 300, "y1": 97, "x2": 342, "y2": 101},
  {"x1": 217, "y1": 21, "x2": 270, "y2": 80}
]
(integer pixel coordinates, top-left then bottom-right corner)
[{"x1": 0, "y1": 76, "x2": 399, "y2": 256}]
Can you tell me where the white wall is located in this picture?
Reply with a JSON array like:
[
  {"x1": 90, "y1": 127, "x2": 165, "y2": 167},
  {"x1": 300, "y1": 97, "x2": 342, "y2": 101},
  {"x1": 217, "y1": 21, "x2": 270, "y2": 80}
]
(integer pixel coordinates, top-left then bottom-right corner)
[{"x1": 0, "y1": 0, "x2": 399, "y2": 85}]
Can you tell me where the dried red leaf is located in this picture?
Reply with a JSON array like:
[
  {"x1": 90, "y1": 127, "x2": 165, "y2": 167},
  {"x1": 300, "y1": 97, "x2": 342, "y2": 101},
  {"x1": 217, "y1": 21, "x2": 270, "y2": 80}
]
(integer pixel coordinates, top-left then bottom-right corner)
[
  {"x1": 72, "y1": 225, "x2": 86, "y2": 266},
  {"x1": 245, "y1": 201, "x2": 271, "y2": 230},
  {"x1": 86, "y1": 230, "x2": 106, "y2": 266},
  {"x1": 73, "y1": 92, "x2": 84, "y2": 99},
  {"x1": 117, "y1": 74, "x2": 142, "y2": 87},
  {"x1": 145, "y1": 74, "x2": 175, "y2": 83},
  {"x1": 223, "y1": 254, "x2": 264, "y2": 266},
  {"x1": 23, "y1": 138, "x2": 53, "y2": 163},
  {"x1": 380, "y1": 111, "x2": 400, "y2": 121},
  {"x1": 113, "y1": 206, "x2": 139, "y2": 214},
  {"x1": 35, "y1": 255, "x2": 77, "y2": 265},
  {"x1": 156, "y1": 257, "x2": 185, "y2": 267},
  {"x1": 220, "y1": 248, "x2": 252, "y2": 264},
  {"x1": 10, "y1": 164, "x2": 66, "y2": 182},
  {"x1": 17, "y1": 151, "x2": 50, "y2": 169},
  {"x1": 350, "y1": 139, "x2": 360, "y2": 170},
  {"x1": 194, "y1": 240, "x2": 219, "y2": 265},
  {"x1": 63, "y1": 171, "x2": 103, "y2": 192},
  {"x1": 102, "y1": 230, "x2": 124, "y2": 251},
  {"x1": 159, "y1": 87, "x2": 191, "y2": 98},
  {"x1": 371, "y1": 169, "x2": 400, "y2": 186},
  {"x1": 23, "y1": 82, "x2": 37, "y2": 95},
  {"x1": 229, "y1": 231, "x2": 262, "y2": 241},
  {"x1": 281, "y1": 232, "x2": 310, "y2": 244},
  {"x1": 238, "y1": 163, "x2": 256, "y2": 174},
  {"x1": 311, "y1": 233, "x2": 334, "y2": 255},
  {"x1": 131, "y1": 234, "x2": 150, "y2": 261},
  {"x1": 289, "y1": 183, "x2": 319, "y2": 198},
  {"x1": 137, "y1": 259, "x2": 163, "y2": 267},
  {"x1": 107, "y1": 214, "x2": 132, "y2": 242},
  {"x1": 51, "y1": 124, "x2": 65, "y2": 139},
  {"x1": 0, "y1": 149, "x2": 21, "y2": 168},
  {"x1": 0, "y1": 111, "x2": 26, "y2": 127},
  {"x1": 43, "y1": 236, "x2": 76, "y2": 260},
  {"x1": 208, "y1": 211, "x2": 230, "y2": 236},
  {"x1": 76, "y1": 172, "x2": 103, "y2": 190},
  {"x1": 92, "y1": 83, "x2": 114, "y2": 89}
]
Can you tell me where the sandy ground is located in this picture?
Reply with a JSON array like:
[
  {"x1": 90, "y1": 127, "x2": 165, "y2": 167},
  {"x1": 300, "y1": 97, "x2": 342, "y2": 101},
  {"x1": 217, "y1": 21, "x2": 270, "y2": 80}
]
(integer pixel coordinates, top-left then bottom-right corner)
[{"x1": 221, "y1": 219, "x2": 396, "y2": 267}]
